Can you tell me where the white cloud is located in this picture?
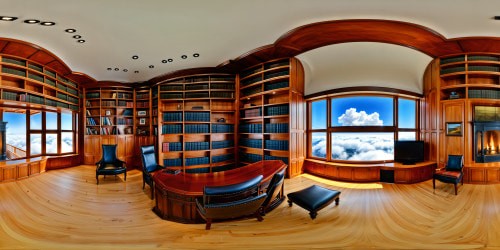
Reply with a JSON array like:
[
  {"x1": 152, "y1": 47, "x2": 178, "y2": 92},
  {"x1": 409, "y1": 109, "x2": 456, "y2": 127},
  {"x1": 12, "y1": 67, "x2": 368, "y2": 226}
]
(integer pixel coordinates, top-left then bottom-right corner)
[{"x1": 338, "y1": 108, "x2": 383, "y2": 126}]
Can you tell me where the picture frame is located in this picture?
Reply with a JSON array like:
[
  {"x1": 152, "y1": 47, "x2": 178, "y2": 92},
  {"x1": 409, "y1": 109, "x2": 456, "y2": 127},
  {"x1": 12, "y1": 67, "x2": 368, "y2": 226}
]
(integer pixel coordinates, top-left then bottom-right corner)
[
  {"x1": 139, "y1": 118, "x2": 146, "y2": 125},
  {"x1": 446, "y1": 122, "x2": 462, "y2": 136},
  {"x1": 137, "y1": 110, "x2": 147, "y2": 116},
  {"x1": 105, "y1": 110, "x2": 111, "y2": 116}
]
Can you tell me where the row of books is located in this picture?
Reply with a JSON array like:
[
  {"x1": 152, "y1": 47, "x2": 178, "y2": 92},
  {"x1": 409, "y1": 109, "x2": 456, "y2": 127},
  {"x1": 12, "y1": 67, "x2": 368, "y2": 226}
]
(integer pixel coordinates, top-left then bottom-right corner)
[
  {"x1": 440, "y1": 56, "x2": 465, "y2": 65},
  {"x1": 86, "y1": 92, "x2": 100, "y2": 98},
  {"x1": 185, "y1": 168, "x2": 209, "y2": 174},
  {"x1": 57, "y1": 93, "x2": 67, "y2": 101},
  {"x1": 164, "y1": 158, "x2": 182, "y2": 167},
  {"x1": 239, "y1": 123, "x2": 262, "y2": 133},
  {"x1": 2, "y1": 67, "x2": 26, "y2": 77},
  {"x1": 86, "y1": 117, "x2": 98, "y2": 126},
  {"x1": 185, "y1": 157, "x2": 210, "y2": 166},
  {"x1": 185, "y1": 141, "x2": 210, "y2": 151},
  {"x1": 242, "y1": 85, "x2": 262, "y2": 97},
  {"x1": 210, "y1": 91, "x2": 234, "y2": 98},
  {"x1": 185, "y1": 84, "x2": 209, "y2": 91},
  {"x1": 2, "y1": 91, "x2": 20, "y2": 101},
  {"x1": 2, "y1": 57, "x2": 25, "y2": 66},
  {"x1": 101, "y1": 117, "x2": 113, "y2": 125},
  {"x1": 185, "y1": 112, "x2": 210, "y2": 122},
  {"x1": 264, "y1": 60, "x2": 289, "y2": 70},
  {"x1": 240, "y1": 138, "x2": 262, "y2": 149},
  {"x1": 68, "y1": 96, "x2": 79, "y2": 104},
  {"x1": 265, "y1": 104, "x2": 289, "y2": 116},
  {"x1": 212, "y1": 140, "x2": 234, "y2": 149},
  {"x1": 185, "y1": 124, "x2": 210, "y2": 133},
  {"x1": 212, "y1": 154, "x2": 234, "y2": 163},
  {"x1": 241, "y1": 75, "x2": 262, "y2": 86},
  {"x1": 242, "y1": 108, "x2": 262, "y2": 118},
  {"x1": 212, "y1": 164, "x2": 237, "y2": 173},
  {"x1": 117, "y1": 100, "x2": 134, "y2": 107},
  {"x1": 264, "y1": 81, "x2": 288, "y2": 91},
  {"x1": 162, "y1": 124, "x2": 182, "y2": 134},
  {"x1": 185, "y1": 92, "x2": 209, "y2": 99},
  {"x1": 239, "y1": 152, "x2": 263, "y2": 163},
  {"x1": 212, "y1": 124, "x2": 234, "y2": 133},
  {"x1": 211, "y1": 83, "x2": 235, "y2": 90},
  {"x1": 468, "y1": 65, "x2": 500, "y2": 72},
  {"x1": 102, "y1": 100, "x2": 116, "y2": 107},
  {"x1": 440, "y1": 66, "x2": 465, "y2": 75},
  {"x1": 161, "y1": 93, "x2": 183, "y2": 99},
  {"x1": 161, "y1": 85, "x2": 183, "y2": 91},
  {"x1": 86, "y1": 127, "x2": 99, "y2": 135},
  {"x1": 469, "y1": 89, "x2": 500, "y2": 99},
  {"x1": 57, "y1": 84, "x2": 67, "y2": 92},
  {"x1": 264, "y1": 69, "x2": 289, "y2": 80},
  {"x1": 163, "y1": 112, "x2": 183, "y2": 122},
  {"x1": 28, "y1": 72, "x2": 43, "y2": 82},
  {"x1": 116, "y1": 118, "x2": 133, "y2": 125},
  {"x1": 136, "y1": 101, "x2": 149, "y2": 108},
  {"x1": 264, "y1": 140, "x2": 289, "y2": 150},
  {"x1": 162, "y1": 142, "x2": 183, "y2": 152},
  {"x1": 136, "y1": 93, "x2": 149, "y2": 99},
  {"x1": 101, "y1": 127, "x2": 117, "y2": 135},
  {"x1": 265, "y1": 123, "x2": 289, "y2": 133}
]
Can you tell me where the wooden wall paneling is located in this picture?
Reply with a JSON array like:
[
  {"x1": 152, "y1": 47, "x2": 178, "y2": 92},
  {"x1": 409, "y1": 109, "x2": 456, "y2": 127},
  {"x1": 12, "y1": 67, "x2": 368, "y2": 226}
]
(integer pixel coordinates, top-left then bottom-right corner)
[
  {"x1": 17, "y1": 163, "x2": 29, "y2": 179},
  {"x1": 442, "y1": 101, "x2": 465, "y2": 157},
  {"x1": 28, "y1": 162, "x2": 41, "y2": 176},
  {"x1": 2, "y1": 166, "x2": 16, "y2": 182},
  {"x1": 84, "y1": 136, "x2": 101, "y2": 165},
  {"x1": 125, "y1": 135, "x2": 135, "y2": 167},
  {"x1": 469, "y1": 168, "x2": 486, "y2": 183},
  {"x1": 486, "y1": 168, "x2": 500, "y2": 183}
]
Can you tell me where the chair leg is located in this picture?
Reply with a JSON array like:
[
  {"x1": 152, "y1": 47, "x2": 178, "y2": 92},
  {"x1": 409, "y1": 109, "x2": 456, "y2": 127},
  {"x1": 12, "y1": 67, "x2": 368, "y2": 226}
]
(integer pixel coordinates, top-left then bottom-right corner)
[
  {"x1": 256, "y1": 209, "x2": 264, "y2": 222},
  {"x1": 96, "y1": 174, "x2": 99, "y2": 185},
  {"x1": 150, "y1": 183, "x2": 154, "y2": 200},
  {"x1": 124, "y1": 172, "x2": 127, "y2": 181},
  {"x1": 205, "y1": 219, "x2": 212, "y2": 230},
  {"x1": 432, "y1": 178, "x2": 435, "y2": 190},
  {"x1": 142, "y1": 178, "x2": 145, "y2": 189},
  {"x1": 454, "y1": 183, "x2": 458, "y2": 195}
]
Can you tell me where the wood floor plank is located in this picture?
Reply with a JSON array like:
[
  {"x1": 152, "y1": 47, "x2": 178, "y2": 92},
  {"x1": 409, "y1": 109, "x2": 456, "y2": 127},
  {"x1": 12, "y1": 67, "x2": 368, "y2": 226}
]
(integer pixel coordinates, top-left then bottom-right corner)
[{"x1": 0, "y1": 165, "x2": 499, "y2": 249}]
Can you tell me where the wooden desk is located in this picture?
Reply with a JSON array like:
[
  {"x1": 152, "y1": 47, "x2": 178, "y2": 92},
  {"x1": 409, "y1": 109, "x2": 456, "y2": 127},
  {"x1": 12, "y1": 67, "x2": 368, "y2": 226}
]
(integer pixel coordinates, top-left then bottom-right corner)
[{"x1": 152, "y1": 160, "x2": 287, "y2": 223}]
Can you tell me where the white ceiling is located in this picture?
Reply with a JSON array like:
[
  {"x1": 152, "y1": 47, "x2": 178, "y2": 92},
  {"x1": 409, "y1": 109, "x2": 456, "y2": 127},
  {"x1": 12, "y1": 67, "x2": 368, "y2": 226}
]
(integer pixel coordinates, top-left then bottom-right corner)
[{"x1": 1, "y1": 0, "x2": 500, "y2": 94}]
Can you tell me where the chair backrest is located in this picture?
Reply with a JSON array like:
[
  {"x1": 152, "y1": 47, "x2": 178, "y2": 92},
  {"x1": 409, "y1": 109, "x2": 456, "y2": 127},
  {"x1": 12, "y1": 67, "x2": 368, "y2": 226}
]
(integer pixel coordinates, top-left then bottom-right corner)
[
  {"x1": 446, "y1": 155, "x2": 464, "y2": 171},
  {"x1": 203, "y1": 175, "x2": 263, "y2": 204},
  {"x1": 102, "y1": 144, "x2": 117, "y2": 164},
  {"x1": 141, "y1": 145, "x2": 159, "y2": 173},
  {"x1": 262, "y1": 167, "x2": 286, "y2": 207}
]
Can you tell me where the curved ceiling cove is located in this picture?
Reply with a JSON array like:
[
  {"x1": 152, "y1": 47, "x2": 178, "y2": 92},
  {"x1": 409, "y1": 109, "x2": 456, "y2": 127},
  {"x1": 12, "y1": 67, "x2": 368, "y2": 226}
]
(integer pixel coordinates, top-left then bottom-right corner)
[{"x1": 297, "y1": 42, "x2": 433, "y2": 96}]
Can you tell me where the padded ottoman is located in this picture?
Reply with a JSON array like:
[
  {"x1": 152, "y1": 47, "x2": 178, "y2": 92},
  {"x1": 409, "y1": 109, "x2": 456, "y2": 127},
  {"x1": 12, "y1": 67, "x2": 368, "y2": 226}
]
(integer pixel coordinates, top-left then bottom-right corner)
[{"x1": 287, "y1": 185, "x2": 340, "y2": 219}]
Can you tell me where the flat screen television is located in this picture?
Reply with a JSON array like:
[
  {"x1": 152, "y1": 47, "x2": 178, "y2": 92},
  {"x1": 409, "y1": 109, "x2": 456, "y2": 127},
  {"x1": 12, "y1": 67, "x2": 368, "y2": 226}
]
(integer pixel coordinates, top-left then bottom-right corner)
[{"x1": 394, "y1": 140, "x2": 425, "y2": 165}]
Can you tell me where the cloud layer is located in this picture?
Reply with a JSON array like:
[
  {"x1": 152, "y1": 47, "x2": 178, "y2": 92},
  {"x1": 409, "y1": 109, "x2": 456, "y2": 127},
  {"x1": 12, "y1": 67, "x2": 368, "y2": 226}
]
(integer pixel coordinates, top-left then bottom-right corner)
[
  {"x1": 312, "y1": 133, "x2": 394, "y2": 161},
  {"x1": 338, "y1": 108, "x2": 383, "y2": 126},
  {"x1": 6, "y1": 134, "x2": 73, "y2": 158}
]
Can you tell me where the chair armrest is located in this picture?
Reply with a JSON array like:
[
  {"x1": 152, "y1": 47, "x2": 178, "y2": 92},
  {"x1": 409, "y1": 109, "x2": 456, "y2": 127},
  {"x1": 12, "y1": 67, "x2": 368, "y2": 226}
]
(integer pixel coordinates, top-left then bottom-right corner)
[{"x1": 96, "y1": 159, "x2": 103, "y2": 168}]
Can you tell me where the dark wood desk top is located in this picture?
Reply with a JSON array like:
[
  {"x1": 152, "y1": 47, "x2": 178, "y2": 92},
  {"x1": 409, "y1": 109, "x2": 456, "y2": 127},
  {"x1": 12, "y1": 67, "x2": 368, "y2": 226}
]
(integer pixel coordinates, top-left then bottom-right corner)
[{"x1": 153, "y1": 160, "x2": 287, "y2": 196}]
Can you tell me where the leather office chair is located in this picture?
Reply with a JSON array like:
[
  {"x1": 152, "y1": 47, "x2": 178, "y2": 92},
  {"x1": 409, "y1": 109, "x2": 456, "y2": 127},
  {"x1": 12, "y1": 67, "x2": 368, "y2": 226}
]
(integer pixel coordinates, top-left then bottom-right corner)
[
  {"x1": 261, "y1": 167, "x2": 287, "y2": 215},
  {"x1": 433, "y1": 155, "x2": 464, "y2": 195},
  {"x1": 140, "y1": 145, "x2": 164, "y2": 199},
  {"x1": 96, "y1": 144, "x2": 127, "y2": 185}
]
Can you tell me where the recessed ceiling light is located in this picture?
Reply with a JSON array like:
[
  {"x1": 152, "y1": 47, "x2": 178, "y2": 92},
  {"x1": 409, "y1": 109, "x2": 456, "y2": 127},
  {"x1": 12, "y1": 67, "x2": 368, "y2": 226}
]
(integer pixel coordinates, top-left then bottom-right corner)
[
  {"x1": 149, "y1": 65, "x2": 154, "y2": 69},
  {"x1": 193, "y1": 53, "x2": 200, "y2": 57},
  {"x1": 114, "y1": 68, "x2": 119, "y2": 71},
  {"x1": 181, "y1": 55, "x2": 187, "y2": 59},
  {"x1": 77, "y1": 39, "x2": 85, "y2": 43},
  {"x1": 132, "y1": 55, "x2": 139, "y2": 60},
  {"x1": 123, "y1": 69, "x2": 128, "y2": 72},
  {"x1": 107, "y1": 68, "x2": 112, "y2": 71},
  {"x1": 495, "y1": 16, "x2": 500, "y2": 20},
  {"x1": 134, "y1": 71, "x2": 139, "y2": 73},
  {"x1": 24, "y1": 19, "x2": 40, "y2": 24},
  {"x1": 73, "y1": 35, "x2": 81, "y2": 39},
  {"x1": 40, "y1": 21, "x2": 56, "y2": 26},
  {"x1": 65, "y1": 28, "x2": 76, "y2": 33},
  {"x1": 168, "y1": 58, "x2": 173, "y2": 62},
  {"x1": 0, "y1": 16, "x2": 17, "y2": 21},
  {"x1": 161, "y1": 59, "x2": 168, "y2": 63}
]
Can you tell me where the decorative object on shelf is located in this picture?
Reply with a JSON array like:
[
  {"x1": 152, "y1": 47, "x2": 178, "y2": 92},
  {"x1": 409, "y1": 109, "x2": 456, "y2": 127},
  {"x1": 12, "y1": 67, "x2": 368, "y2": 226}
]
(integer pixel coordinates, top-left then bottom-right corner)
[
  {"x1": 449, "y1": 91, "x2": 460, "y2": 99},
  {"x1": 177, "y1": 104, "x2": 182, "y2": 110},
  {"x1": 192, "y1": 106, "x2": 204, "y2": 110},
  {"x1": 446, "y1": 122, "x2": 462, "y2": 136},
  {"x1": 243, "y1": 103, "x2": 256, "y2": 108},
  {"x1": 137, "y1": 110, "x2": 147, "y2": 116},
  {"x1": 217, "y1": 118, "x2": 226, "y2": 123},
  {"x1": 139, "y1": 118, "x2": 146, "y2": 125},
  {"x1": 105, "y1": 110, "x2": 111, "y2": 116}
]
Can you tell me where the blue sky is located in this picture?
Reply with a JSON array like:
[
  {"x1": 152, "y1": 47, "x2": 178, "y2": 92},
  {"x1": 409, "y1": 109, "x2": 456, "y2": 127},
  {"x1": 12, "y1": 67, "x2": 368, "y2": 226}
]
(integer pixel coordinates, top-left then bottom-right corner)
[{"x1": 4, "y1": 111, "x2": 64, "y2": 134}]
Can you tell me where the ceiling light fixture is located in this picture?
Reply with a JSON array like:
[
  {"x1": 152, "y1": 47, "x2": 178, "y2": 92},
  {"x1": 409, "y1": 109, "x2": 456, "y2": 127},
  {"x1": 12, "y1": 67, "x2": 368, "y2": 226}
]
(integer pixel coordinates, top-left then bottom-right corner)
[
  {"x1": 181, "y1": 55, "x2": 187, "y2": 59},
  {"x1": 73, "y1": 35, "x2": 81, "y2": 39},
  {"x1": 168, "y1": 58, "x2": 173, "y2": 62},
  {"x1": 132, "y1": 55, "x2": 139, "y2": 60},
  {"x1": 495, "y1": 16, "x2": 500, "y2": 20},
  {"x1": 123, "y1": 69, "x2": 128, "y2": 72},
  {"x1": 134, "y1": 71, "x2": 139, "y2": 73},
  {"x1": 114, "y1": 68, "x2": 119, "y2": 71},
  {"x1": 40, "y1": 21, "x2": 56, "y2": 26},
  {"x1": 65, "y1": 28, "x2": 76, "y2": 33},
  {"x1": 149, "y1": 65, "x2": 154, "y2": 69},
  {"x1": 161, "y1": 59, "x2": 168, "y2": 63},
  {"x1": 107, "y1": 68, "x2": 112, "y2": 71},
  {"x1": 193, "y1": 53, "x2": 200, "y2": 57},
  {"x1": 0, "y1": 16, "x2": 17, "y2": 21},
  {"x1": 24, "y1": 19, "x2": 40, "y2": 24},
  {"x1": 77, "y1": 39, "x2": 85, "y2": 43}
]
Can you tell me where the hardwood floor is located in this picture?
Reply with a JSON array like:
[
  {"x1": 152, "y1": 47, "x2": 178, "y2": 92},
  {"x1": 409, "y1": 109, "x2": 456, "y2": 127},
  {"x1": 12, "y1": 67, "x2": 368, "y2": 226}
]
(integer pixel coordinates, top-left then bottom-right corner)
[{"x1": 0, "y1": 165, "x2": 499, "y2": 249}]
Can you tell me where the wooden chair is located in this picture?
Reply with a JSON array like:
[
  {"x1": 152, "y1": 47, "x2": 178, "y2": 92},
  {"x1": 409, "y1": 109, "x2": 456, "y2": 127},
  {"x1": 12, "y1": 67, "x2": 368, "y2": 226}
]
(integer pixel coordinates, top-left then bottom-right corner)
[
  {"x1": 261, "y1": 167, "x2": 286, "y2": 215},
  {"x1": 433, "y1": 155, "x2": 464, "y2": 195}
]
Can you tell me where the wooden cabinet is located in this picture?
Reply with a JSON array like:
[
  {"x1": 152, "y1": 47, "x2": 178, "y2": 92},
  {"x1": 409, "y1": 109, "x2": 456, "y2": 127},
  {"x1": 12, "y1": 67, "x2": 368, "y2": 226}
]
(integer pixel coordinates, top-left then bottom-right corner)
[
  {"x1": 0, "y1": 157, "x2": 47, "y2": 182},
  {"x1": 157, "y1": 74, "x2": 236, "y2": 173},
  {"x1": 0, "y1": 55, "x2": 79, "y2": 111},
  {"x1": 238, "y1": 58, "x2": 305, "y2": 177}
]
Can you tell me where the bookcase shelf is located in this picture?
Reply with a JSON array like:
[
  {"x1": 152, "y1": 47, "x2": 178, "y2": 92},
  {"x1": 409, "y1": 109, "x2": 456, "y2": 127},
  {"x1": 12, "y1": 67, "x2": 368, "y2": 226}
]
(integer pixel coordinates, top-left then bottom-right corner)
[
  {"x1": 157, "y1": 74, "x2": 236, "y2": 173},
  {"x1": 439, "y1": 53, "x2": 500, "y2": 101},
  {"x1": 0, "y1": 55, "x2": 80, "y2": 111},
  {"x1": 237, "y1": 58, "x2": 305, "y2": 177}
]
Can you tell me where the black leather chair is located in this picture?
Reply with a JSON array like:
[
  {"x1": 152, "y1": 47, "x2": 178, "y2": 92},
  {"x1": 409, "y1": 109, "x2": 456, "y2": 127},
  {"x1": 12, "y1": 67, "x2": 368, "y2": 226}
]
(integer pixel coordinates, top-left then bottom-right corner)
[
  {"x1": 96, "y1": 144, "x2": 127, "y2": 185},
  {"x1": 433, "y1": 155, "x2": 464, "y2": 195},
  {"x1": 196, "y1": 175, "x2": 267, "y2": 230},
  {"x1": 140, "y1": 145, "x2": 164, "y2": 199},
  {"x1": 261, "y1": 167, "x2": 287, "y2": 215}
]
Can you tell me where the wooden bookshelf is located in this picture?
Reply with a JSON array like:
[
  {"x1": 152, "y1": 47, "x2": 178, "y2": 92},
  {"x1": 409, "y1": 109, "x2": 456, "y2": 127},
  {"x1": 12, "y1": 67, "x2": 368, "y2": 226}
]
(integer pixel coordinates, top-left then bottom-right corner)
[
  {"x1": 238, "y1": 58, "x2": 306, "y2": 178},
  {"x1": 157, "y1": 74, "x2": 236, "y2": 173},
  {"x1": 83, "y1": 87, "x2": 135, "y2": 167},
  {"x1": 0, "y1": 55, "x2": 79, "y2": 111}
]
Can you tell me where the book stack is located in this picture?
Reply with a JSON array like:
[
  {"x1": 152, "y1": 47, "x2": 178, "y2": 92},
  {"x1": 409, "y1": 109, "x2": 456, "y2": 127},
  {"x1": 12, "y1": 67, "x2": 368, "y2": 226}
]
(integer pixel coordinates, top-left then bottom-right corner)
[
  {"x1": 239, "y1": 138, "x2": 262, "y2": 149},
  {"x1": 164, "y1": 158, "x2": 182, "y2": 167},
  {"x1": 2, "y1": 67, "x2": 25, "y2": 77},
  {"x1": 160, "y1": 93, "x2": 183, "y2": 99},
  {"x1": 101, "y1": 117, "x2": 113, "y2": 125},
  {"x1": 86, "y1": 117, "x2": 97, "y2": 126},
  {"x1": 212, "y1": 140, "x2": 234, "y2": 149},
  {"x1": 211, "y1": 124, "x2": 234, "y2": 133},
  {"x1": 28, "y1": 72, "x2": 44, "y2": 82},
  {"x1": 162, "y1": 124, "x2": 183, "y2": 134},
  {"x1": 162, "y1": 142, "x2": 182, "y2": 152},
  {"x1": 239, "y1": 153, "x2": 262, "y2": 163},
  {"x1": 86, "y1": 92, "x2": 100, "y2": 99},
  {"x1": 242, "y1": 108, "x2": 262, "y2": 118},
  {"x1": 27, "y1": 94, "x2": 44, "y2": 104},
  {"x1": 212, "y1": 153, "x2": 234, "y2": 163},
  {"x1": 264, "y1": 81, "x2": 289, "y2": 91},
  {"x1": 161, "y1": 85, "x2": 183, "y2": 91},
  {"x1": 184, "y1": 112, "x2": 210, "y2": 121},
  {"x1": 265, "y1": 104, "x2": 288, "y2": 116},
  {"x1": 440, "y1": 55, "x2": 465, "y2": 65},
  {"x1": 242, "y1": 85, "x2": 262, "y2": 97},
  {"x1": 185, "y1": 141, "x2": 210, "y2": 151},
  {"x1": 241, "y1": 75, "x2": 262, "y2": 87},
  {"x1": 185, "y1": 84, "x2": 208, "y2": 90},
  {"x1": 102, "y1": 100, "x2": 116, "y2": 107},
  {"x1": 264, "y1": 155, "x2": 289, "y2": 164},
  {"x1": 440, "y1": 66, "x2": 465, "y2": 75},
  {"x1": 86, "y1": 127, "x2": 98, "y2": 135},
  {"x1": 264, "y1": 69, "x2": 289, "y2": 80},
  {"x1": 210, "y1": 91, "x2": 234, "y2": 98},
  {"x1": 163, "y1": 112, "x2": 183, "y2": 122},
  {"x1": 239, "y1": 123, "x2": 262, "y2": 133},
  {"x1": 185, "y1": 124, "x2": 209, "y2": 133},
  {"x1": 136, "y1": 93, "x2": 149, "y2": 99},
  {"x1": 264, "y1": 140, "x2": 289, "y2": 150},
  {"x1": 2, "y1": 91, "x2": 18, "y2": 101},
  {"x1": 185, "y1": 92, "x2": 209, "y2": 99},
  {"x1": 265, "y1": 123, "x2": 289, "y2": 133},
  {"x1": 185, "y1": 157, "x2": 210, "y2": 166},
  {"x1": 211, "y1": 83, "x2": 235, "y2": 90},
  {"x1": 45, "y1": 78, "x2": 56, "y2": 87}
]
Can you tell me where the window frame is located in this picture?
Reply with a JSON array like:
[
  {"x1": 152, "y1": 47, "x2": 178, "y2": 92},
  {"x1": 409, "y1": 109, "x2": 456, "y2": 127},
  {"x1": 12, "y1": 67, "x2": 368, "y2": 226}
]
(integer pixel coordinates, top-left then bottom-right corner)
[{"x1": 307, "y1": 92, "x2": 419, "y2": 163}]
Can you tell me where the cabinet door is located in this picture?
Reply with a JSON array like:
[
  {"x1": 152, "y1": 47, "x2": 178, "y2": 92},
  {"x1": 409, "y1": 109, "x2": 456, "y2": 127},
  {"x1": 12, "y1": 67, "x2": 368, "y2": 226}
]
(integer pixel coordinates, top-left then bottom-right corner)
[{"x1": 84, "y1": 136, "x2": 101, "y2": 164}]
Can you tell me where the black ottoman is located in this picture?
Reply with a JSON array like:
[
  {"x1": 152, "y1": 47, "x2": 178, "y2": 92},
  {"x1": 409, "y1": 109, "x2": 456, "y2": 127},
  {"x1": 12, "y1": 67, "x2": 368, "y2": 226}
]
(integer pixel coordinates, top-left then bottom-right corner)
[{"x1": 287, "y1": 185, "x2": 340, "y2": 219}]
